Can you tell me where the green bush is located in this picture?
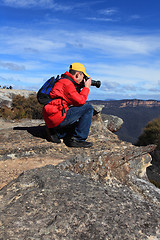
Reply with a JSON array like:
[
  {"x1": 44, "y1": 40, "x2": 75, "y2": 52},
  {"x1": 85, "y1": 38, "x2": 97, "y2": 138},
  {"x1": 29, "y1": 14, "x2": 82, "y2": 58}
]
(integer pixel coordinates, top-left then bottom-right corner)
[
  {"x1": 0, "y1": 94, "x2": 43, "y2": 120},
  {"x1": 136, "y1": 118, "x2": 160, "y2": 149}
]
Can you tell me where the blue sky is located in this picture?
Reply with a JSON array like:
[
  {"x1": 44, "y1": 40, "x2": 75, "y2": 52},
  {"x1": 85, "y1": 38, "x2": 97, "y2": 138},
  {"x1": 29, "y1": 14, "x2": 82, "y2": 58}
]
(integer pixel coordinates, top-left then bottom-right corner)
[{"x1": 0, "y1": 0, "x2": 160, "y2": 100}]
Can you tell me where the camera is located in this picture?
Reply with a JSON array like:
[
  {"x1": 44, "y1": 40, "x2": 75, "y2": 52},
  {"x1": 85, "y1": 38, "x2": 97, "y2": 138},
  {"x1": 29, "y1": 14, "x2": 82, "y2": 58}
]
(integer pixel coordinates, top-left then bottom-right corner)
[
  {"x1": 91, "y1": 79, "x2": 101, "y2": 88},
  {"x1": 84, "y1": 77, "x2": 101, "y2": 88}
]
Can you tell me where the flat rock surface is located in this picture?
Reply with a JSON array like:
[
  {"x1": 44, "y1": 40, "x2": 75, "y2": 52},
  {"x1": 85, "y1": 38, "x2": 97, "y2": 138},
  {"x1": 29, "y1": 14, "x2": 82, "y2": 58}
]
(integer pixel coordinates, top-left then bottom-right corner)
[
  {"x1": 0, "y1": 117, "x2": 154, "y2": 188},
  {"x1": 0, "y1": 117, "x2": 157, "y2": 188},
  {"x1": 0, "y1": 165, "x2": 160, "y2": 240},
  {"x1": 0, "y1": 118, "x2": 67, "y2": 189},
  {"x1": 0, "y1": 117, "x2": 160, "y2": 239}
]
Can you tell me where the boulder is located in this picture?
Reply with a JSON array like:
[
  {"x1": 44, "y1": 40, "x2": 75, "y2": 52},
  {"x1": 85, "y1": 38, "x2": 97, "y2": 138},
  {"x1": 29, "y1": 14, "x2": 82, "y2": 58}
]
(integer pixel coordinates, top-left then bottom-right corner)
[
  {"x1": 0, "y1": 89, "x2": 36, "y2": 107},
  {"x1": 0, "y1": 165, "x2": 160, "y2": 240},
  {"x1": 91, "y1": 104, "x2": 123, "y2": 132},
  {"x1": 147, "y1": 150, "x2": 160, "y2": 188},
  {"x1": 101, "y1": 113, "x2": 123, "y2": 132},
  {"x1": 0, "y1": 112, "x2": 160, "y2": 239}
]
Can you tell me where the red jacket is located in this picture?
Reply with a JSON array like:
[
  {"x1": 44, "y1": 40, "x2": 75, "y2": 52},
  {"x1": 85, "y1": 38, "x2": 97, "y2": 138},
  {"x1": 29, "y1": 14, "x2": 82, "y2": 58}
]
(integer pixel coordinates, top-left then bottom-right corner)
[{"x1": 43, "y1": 71, "x2": 90, "y2": 128}]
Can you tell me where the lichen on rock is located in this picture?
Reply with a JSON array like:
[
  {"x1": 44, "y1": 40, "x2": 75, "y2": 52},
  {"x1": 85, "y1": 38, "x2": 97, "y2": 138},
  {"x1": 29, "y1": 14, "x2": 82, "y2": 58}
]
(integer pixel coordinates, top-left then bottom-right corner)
[{"x1": 0, "y1": 109, "x2": 160, "y2": 239}]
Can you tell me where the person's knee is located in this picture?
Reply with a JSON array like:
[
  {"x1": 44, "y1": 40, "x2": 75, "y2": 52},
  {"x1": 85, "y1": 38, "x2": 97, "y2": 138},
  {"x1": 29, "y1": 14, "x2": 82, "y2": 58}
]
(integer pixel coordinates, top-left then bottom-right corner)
[
  {"x1": 86, "y1": 104, "x2": 94, "y2": 114},
  {"x1": 85, "y1": 104, "x2": 94, "y2": 113}
]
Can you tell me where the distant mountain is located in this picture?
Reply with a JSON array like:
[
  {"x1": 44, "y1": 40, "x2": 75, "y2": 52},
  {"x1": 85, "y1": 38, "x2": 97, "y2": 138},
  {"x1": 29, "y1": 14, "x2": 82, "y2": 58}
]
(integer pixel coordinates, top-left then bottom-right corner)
[
  {"x1": 89, "y1": 99, "x2": 160, "y2": 144},
  {"x1": 90, "y1": 99, "x2": 160, "y2": 108}
]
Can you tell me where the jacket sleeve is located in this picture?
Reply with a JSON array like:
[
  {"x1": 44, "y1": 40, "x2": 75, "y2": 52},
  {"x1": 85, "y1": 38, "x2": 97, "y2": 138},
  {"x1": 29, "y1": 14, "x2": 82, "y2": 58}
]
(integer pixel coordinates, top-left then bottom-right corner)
[{"x1": 64, "y1": 83, "x2": 90, "y2": 106}]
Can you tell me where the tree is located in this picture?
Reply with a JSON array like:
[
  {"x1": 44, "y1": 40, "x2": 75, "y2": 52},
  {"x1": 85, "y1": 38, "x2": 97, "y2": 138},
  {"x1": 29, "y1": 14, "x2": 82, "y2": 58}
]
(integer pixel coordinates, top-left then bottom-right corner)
[{"x1": 136, "y1": 118, "x2": 160, "y2": 149}]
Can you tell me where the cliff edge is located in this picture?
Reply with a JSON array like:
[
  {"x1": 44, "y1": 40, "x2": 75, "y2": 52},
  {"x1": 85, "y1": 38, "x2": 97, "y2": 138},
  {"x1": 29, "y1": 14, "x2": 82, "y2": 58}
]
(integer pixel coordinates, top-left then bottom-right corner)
[{"x1": 0, "y1": 110, "x2": 160, "y2": 239}]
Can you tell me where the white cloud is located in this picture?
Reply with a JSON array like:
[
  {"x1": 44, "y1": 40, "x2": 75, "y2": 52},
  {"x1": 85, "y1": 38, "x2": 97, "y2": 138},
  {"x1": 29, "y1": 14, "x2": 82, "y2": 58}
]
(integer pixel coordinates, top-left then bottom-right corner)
[
  {"x1": 0, "y1": 61, "x2": 25, "y2": 71},
  {"x1": 0, "y1": 72, "x2": 43, "y2": 84},
  {"x1": 86, "y1": 17, "x2": 115, "y2": 22},
  {"x1": 0, "y1": 32, "x2": 66, "y2": 57},
  {"x1": 2, "y1": 26, "x2": 160, "y2": 60},
  {"x1": 99, "y1": 8, "x2": 118, "y2": 16},
  {"x1": 79, "y1": 33, "x2": 160, "y2": 56},
  {"x1": 92, "y1": 8, "x2": 119, "y2": 22},
  {"x1": 2, "y1": 0, "x2": 51, "y2": 8},
  {"x1": 1, "y1": 0, "x2": 71, "y2": 10},
  {"x1": 55, "y1": 29, "x2": 160, "y2": 57},
  {"x1": 129, "y1": 15, "x2": 141, "y2": 20},
  {"x1": 88, "y1": 63, "x2": 160, "y2": 85},
  {"x1": 1, "y1": 25, "x2": 160, "y2": 98},
  {"x1": 84, "y1": 61, "x2": 160, "y2": 100}
]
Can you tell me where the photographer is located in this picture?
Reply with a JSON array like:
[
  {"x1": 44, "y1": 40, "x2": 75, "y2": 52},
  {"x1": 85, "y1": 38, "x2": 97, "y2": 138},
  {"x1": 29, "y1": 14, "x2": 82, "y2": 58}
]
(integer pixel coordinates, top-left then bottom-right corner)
[{"x1": 43, "y1": 63, "x2": 94, "y2": 148}]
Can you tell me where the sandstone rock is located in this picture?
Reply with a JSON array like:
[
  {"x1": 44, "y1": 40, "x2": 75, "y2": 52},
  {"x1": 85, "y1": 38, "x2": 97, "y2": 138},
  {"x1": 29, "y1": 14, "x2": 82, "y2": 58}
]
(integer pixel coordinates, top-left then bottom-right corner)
[
  {"x1": 0, "y1": 89, "x2": 36, "y2": 107},
  {"x1": 0, "y1": 112, "x2": 160, "y2": 239},
  {"x1": 57, "y1": 143, "x2": 156, "y2": 185},
  {"x1": 0, "y1": 115, "x2": 157, "y2": 186},
  {"x1": 0, "y1": 165, "x2": 160, "y2": 240},
  {"x1": 100, "y1": 99, "x2": 160, "y2": 108},
  {"x1": 91, "y1": 104, "x2": 105, "y2": 113},
  {"x1": 147, "y1": 150, "x2": 160, "y2": 188},
  {"x1": 101, "y1": 113, "x2": 123, "y2": 132},
  {"x1": 91, "y1": 104, "x2": 123, "y2": 132},
  {"x1": 57, "y1": 113, "x2": 156, "y2": 185}
]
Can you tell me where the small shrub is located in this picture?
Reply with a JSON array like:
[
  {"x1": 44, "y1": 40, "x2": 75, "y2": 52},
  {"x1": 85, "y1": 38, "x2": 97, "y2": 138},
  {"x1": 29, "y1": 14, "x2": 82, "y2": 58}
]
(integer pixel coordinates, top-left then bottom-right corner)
[
  {"x1": 0, "y1": 94, "x2": 43, "y2": 120},
  {"x1": 0, "y1": 106, "x2": 16, "y2": 119},
  {"x1": 136, "y1": 118, "x2": 160, "y2": 149}
]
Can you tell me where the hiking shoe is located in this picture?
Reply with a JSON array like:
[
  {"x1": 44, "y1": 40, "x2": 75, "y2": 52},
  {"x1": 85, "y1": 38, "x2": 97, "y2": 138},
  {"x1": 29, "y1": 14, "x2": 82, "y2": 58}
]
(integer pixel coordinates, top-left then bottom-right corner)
[
  {"x1": 45, "y1": 127, "x2": 61, "y2": 143},
  {"x1": 64, "y1": 137, "x2": 93, "y2": 148}
]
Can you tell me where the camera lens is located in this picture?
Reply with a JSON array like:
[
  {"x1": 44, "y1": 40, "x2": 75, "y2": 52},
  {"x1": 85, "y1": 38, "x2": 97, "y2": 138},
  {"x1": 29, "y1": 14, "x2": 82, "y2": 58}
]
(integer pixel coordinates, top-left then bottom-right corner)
[{"x1": 91, "y1": 80, "x2": 101, "y2": 88}]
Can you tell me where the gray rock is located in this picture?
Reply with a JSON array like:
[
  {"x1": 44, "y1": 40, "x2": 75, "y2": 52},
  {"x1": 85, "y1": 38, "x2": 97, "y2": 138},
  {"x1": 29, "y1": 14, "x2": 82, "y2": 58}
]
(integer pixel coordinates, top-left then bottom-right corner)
[
  {"x1": 102, "y1": 114, "x2": 123, "y2": 132},
  {"x1": 0, "y1": 89, "x2": 36, "y2": 107},
  {"x1": 0, "y1": 165, "x2": 159, "y2": 240},
  {"x1": 90, "y1": 105, "x2": 123, "y2": 133},
  {"x1": 145, "y1": 151, "x2": 160, "y2": 188},
  {"x1": 91, "y1": 104, "x2": 105, "y2": 113},
  {"x1": 147, "y1": 165, "x2": 160, "y2": 189},
  {"x1": 0, "y1": 112, "x2": 160, "y2": 239}
]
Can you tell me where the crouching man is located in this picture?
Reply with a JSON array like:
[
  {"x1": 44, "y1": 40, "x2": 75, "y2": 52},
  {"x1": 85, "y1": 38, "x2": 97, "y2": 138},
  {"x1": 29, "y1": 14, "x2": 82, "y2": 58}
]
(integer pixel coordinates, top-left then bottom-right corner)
[{"x1": 43, "y1": 62, "x2": 94, "y2": 148}]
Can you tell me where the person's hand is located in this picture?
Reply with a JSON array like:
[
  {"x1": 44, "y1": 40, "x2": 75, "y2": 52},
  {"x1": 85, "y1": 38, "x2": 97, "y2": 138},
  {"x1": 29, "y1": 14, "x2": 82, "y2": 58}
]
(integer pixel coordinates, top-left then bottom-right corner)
[{"x1": 84, "y1": 78, "x2": 92, "y2": 88}]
